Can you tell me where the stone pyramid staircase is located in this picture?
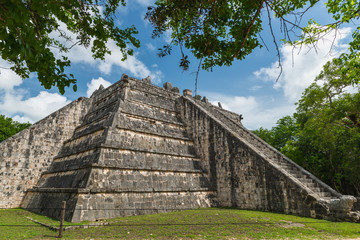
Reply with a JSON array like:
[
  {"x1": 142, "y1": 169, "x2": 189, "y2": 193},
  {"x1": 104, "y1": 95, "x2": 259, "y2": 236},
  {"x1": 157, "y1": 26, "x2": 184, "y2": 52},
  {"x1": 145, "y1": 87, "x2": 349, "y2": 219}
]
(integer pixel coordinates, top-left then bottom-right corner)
[
  {"x1": 179, "y1": 94, "x2": 358, "y2": 221},
  {"x1": 193, "y1": 98, "x2": 340, "y2": 200},
  {"x1": 21, "y1": 76, "x2": 215, "y2": 222},
  {"x1": 17, "y1": 74, "x2": 359, "y2": 223}
]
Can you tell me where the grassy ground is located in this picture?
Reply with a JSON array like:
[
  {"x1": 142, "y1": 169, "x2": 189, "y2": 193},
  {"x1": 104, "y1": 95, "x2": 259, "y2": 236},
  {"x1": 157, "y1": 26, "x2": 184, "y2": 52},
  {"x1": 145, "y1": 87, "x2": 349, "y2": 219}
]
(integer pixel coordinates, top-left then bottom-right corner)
[{"x1": 0, "y1": 208, "x2": 359, "y2": 239}]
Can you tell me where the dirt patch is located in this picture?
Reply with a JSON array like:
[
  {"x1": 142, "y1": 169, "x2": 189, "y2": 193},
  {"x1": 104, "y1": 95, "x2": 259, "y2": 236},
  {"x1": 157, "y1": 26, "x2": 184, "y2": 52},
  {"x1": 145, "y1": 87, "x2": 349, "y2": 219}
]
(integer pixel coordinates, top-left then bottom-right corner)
[{"x1": 277, "y1": 220, "x2": 305, "y2": 228}]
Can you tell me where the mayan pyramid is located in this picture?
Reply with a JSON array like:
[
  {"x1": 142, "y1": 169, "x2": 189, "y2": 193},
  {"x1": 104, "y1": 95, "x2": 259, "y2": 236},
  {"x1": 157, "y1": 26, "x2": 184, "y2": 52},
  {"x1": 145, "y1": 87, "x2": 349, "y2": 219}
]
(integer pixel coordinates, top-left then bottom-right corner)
[{"x1": 1, "y1": 74, "x2": 359, "y2": 222}]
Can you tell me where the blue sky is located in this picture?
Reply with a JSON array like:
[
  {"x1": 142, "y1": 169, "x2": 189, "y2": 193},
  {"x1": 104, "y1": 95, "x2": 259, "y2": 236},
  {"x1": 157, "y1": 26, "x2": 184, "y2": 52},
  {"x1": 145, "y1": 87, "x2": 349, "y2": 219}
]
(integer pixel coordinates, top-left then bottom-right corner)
[{"x1": 0, "y1": 0, "x2": 353, "y2": 130}]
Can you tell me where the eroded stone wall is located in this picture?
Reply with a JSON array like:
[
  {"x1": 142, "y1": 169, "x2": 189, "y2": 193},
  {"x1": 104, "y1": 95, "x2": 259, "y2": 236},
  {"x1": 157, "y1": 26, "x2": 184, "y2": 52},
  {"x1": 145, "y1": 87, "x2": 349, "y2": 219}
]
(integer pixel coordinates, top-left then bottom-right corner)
[
  {"x1": 5, "y1": 76, "x2": 358, "y2": 223},
  {"x1": 0, "y1": 97, "x2": 91, "y2": 208},
  {"x1": 21, "y1": 78, "x2": 216, "y2": 222},
  {"x1": 178, "y1": 97, "x2": 327, "y2": 218}
]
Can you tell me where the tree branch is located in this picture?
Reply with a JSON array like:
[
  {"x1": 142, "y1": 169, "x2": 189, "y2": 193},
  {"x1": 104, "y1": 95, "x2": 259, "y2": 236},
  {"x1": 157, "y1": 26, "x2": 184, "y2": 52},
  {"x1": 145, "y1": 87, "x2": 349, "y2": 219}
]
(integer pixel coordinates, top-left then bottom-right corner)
[
  {"x1": 231, "y1": 0, "x2": 264, "y2": 60},
  {"x1": 265, "y1": 1, "x2": 282, "y2": 81},
  {"x1": 194, "y1": 57, "x2": 203, "y2": 96},
  {"x1": 258, "y1": 33, "x2": 269, "y2": 51}
]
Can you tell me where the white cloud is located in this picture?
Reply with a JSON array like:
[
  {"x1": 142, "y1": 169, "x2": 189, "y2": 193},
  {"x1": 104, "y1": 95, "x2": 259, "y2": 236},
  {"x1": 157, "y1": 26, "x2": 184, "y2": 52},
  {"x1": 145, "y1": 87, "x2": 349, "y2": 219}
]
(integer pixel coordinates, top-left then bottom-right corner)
[
  {"x1": 12, "y1": 115, "x2": 33, "y2": 123},
  {"x1": 249, "y1": 85, "x2": 262, "y2": 92},
  {"x1": 204, "y1": 92, "x2": 295, "y2": 129},
  {"x1": 254, "y1": 27, "x2": 352, "y2": 102},
  {"x1": 206, "y1": 27, "x2": 353, "y2": 130},
  {"x1": 0, "y1": 91, "x2": 70, "y2": 123},
  {"x1": 210, "y1": 95, "x2": 259, "y2": 114},
  {"x1": 163, "y1": 30, "x2": 173, "y2": 44},
  {"x1": 50, "y1": 21, "x2": 163, "y2": 84},
  {"x1": 146, "y1": 43, "x2": 156, "y2": 51},
  {"x1": 0, "y1": 14, "x2": 164, "y2": 124},
  {"x1": 86, "y1": 77, "x2": 112, "y2": 97},
  {"x1": 95, "y1": 40, "x2": 163, "y2": 83},
  {"x1": 0, "y1": 56, "x2": 71, "y2": 123},
  {"x1": 0, "y1": 59, "x2": 23, "y2": 90},
  {"x1": 133, "y1": 0, "x2": 154, "y2": 6}
]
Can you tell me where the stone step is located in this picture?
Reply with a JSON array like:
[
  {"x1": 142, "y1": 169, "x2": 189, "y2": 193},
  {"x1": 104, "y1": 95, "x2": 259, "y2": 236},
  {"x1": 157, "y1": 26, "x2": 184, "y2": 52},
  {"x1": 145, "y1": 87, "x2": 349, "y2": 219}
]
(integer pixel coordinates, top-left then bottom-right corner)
[
  {"x1": 287, "y1": 169, "x2": 299, "y2": 176},
  {"x1": 62, "y1": 127, "x2": 106, "y2": 147},
  {"x1": 92, "y1": 86, "x2": 122, "y2": 108},
  {"x1": 304, "y1": 182, "x2": 317, "y2": 189},
  {"x1": 22, "y1": 189, "x2": 215, "y2": 222},
  {"x1": 58, "y1": 129, "x2": 107, "y2": 158},
  {"x1": 51, "y1": 149, "x2": 100, "y2": 171},
  {"x1": 48, "y1": 149, "x2": 203, "y2": 175},
  {"x1": 23, "y1": 187, "x2": 215, "y2": 222},
  {"x1": 37, "y1": 168, "x2": 90, "y2": 188},
  {"x1": 308, "y1": 185, "x2": 333, "y2": 197},
  {"x1": 121, "y1": 111, "x2": 185, "y2": 127},
  {"x1": 296, "y1": 176, "x2": 313, "y2": 184},
  {"x1": 310, "y1": 187, "x2": 322, "y2": 193},
  {"x1": 105, "y1": 127, "x2": 196, "y2": 156},
  {"x1": 98, "y1": 148, "x2": 201, "y2": 170},
  {"x1": 271, "y1": 156, "x2": 336, "y2": 198},
  {"x1": 75, "y1": 113, "x2": 110, "y2": 132},
  {"x1": 130, "y1": 79, "x2": 180, "y2": 100},
  {"x1": 296, "y1": 177, "x2": 333, "y2": 197},
  {"x1": 87, "y1": 168, "x2": 211, "y2": 191},
  {"x1": 56, "y1": 143, "x2": 199, "y2": 161},
  {"x1": 278, "y1": 163, "x2": 292, "y2": 170},
  {"x1": 46, "y1": 161, "x2": 204, "y2": 175},
  {"x1": 91, "y1": 96, "x2": 119, "y2": 115},
  {"x1": 90, "y1": 80, "x2": 123, "y2": 101},
  {"x1": 209, "y1": 104, "x2": 243, "y2": 123},
  {"x1": 277, "y1": 163, "x2": 305, "y2": 177},
  {"x1": 129, "y1": 89, "x2": 177, "y2": 111},
  {"x1": 117, "y1": 113, "x2": 188, "y2": 139},
  {"x1": 263, "y1": 149, "x2": 277, "y2": 159},
  {"x1": 128, "y1": 97, "x2": 176, "y2": 113},
  {"x1": 113, "y1": 126, "x2": 192, "y2": 142},
  {"x1": 38, "y1": 168, "x2": 210, "y2": 191},
  {"x1": 73, "y1": 114, "x2": 111, "y2": 138},
  {"x1": 277, "y1": 162, "x2": 311, "y2": 179},
  {"x1": 316, "y1": 191, "x2": 333, "y2": 197},
  {"x1": 83, "y1": 100, "x2": 118, "y2": 123},
  {"x1": 122, "y1": 100, "x2": 182, "y2": 124},
  {"x1": 27, "y1": 187, "x2": 215, "y2": 194}
]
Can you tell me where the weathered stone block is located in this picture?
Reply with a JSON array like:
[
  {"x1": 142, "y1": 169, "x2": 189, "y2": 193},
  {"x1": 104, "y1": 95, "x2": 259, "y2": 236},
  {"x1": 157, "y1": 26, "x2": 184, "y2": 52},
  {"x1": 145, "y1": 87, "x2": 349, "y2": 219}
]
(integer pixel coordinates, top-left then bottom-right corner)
[
  {"x1": 183, "y1": 89, "x2": 192, "y2": 97},
  {"x1": 142, "y1": 76, "x2": 151, "y2": 84},
  {"x1": 195, "y1": 95, "x2": 201, "y2": 100},
  {"x1": 163, "y1": 82, "x2": 172, "y2": 90},
  {"x1": 171, "y1": 87, "x2": 180, "y2": 93}
]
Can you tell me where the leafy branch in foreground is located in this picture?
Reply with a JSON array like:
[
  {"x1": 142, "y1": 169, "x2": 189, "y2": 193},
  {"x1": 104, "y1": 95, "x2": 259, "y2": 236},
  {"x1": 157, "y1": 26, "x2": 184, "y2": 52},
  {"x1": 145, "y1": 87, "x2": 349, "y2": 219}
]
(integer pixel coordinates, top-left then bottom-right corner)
[
  {"x1": 0, "y1": 0, "x2": 140, "y2": 94},
  {"x1": 146, "y1": 0, "x2": 360, "y2": 84}
]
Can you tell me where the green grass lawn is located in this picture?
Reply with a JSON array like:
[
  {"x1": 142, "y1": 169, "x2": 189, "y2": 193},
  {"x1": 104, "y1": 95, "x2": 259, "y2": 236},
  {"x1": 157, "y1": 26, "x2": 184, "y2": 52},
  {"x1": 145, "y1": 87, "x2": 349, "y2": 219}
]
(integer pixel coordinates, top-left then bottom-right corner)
[{"x1": 0, "y1": 208, "x2": 359, "y2": 239}]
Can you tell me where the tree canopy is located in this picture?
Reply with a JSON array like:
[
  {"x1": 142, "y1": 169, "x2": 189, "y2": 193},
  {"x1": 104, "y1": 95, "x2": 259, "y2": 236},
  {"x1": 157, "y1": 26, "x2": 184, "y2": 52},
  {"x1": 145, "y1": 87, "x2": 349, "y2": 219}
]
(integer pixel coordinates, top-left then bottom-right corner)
[
  {"x1": 146, "y1": 0, "x2": 360, "y2": 76},
  {"x1": 253, "y1": 58, "x2": 360, "y2": 196},
  {"x1": 0, "y1": 115, "x2": 31, "y2": 142},
  {"x1": 0, "y1": 0, "x2": 139, "y2": 94},
  {"x1": 1, "y1": 0, "x2": 360, "y2": 93}
]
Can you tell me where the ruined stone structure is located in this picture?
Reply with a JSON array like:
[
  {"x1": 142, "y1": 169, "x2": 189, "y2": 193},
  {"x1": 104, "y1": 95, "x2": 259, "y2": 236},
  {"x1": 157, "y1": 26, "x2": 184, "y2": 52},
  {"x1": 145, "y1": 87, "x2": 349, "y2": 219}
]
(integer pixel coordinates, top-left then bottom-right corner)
[{"x1": 1, "y1": 75, "x2": 359, "y2": 222}]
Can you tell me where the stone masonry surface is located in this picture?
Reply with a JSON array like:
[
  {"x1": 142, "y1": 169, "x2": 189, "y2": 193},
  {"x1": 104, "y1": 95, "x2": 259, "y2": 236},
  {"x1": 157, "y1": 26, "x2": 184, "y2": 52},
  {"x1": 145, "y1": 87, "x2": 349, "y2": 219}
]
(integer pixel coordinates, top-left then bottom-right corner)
[
  {"x1": 0, "y1": 97, "x2": 91, "y2": 208},
  {"x1": 1, "y1": 74, "x2": 359, "y2": 223}
]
